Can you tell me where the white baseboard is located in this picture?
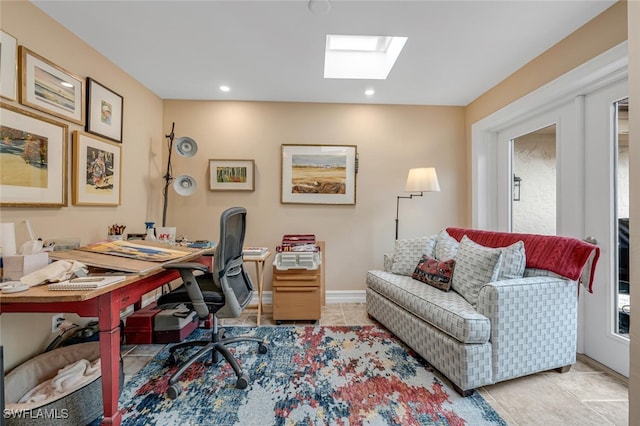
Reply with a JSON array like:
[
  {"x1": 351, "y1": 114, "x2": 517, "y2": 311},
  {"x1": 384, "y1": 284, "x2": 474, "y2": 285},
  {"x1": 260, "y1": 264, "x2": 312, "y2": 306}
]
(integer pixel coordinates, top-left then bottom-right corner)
[{"x1": 251, "y1": 290, "x2": 366, "y2": 305}]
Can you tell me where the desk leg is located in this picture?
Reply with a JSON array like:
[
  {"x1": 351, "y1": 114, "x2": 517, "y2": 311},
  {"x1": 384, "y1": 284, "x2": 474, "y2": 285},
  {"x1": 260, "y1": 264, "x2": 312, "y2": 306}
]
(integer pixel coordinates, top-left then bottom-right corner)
[
  {"x1": 254, "y1": 261, "x2": 264, "y2": 326},
  {"x1": 98, "y1": 292, "x2": 122, "y2": 426}
]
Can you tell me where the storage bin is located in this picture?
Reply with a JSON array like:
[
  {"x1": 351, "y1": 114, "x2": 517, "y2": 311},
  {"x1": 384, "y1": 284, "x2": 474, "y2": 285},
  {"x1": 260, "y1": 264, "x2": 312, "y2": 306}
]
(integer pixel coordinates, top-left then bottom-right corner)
[
  {"x1": 3, "y1": 342, "x2": 123, "y2": 426},
  {"x1": 153, "y1": 308, "x2": 198, "y2": 344},
  {"x1": 124, "y1": 305, "x2": 161, "y2": 344}
]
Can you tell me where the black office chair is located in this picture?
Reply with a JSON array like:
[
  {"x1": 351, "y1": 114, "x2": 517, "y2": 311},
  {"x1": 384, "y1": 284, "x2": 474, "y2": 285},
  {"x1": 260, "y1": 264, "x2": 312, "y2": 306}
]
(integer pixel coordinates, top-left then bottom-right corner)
[{"x1": 157, "y1": 207, "x2": 268, "y2": 399}]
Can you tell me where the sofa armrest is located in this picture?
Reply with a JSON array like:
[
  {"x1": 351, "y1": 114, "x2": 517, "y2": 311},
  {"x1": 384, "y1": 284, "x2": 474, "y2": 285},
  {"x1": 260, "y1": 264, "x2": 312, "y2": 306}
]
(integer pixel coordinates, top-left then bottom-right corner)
[
  {"x1": 476, "y1": 276, "x2": 578, "y2": 383},
  {"x1": 383, "y1": 253, "x2": 394, "y2": 272}
]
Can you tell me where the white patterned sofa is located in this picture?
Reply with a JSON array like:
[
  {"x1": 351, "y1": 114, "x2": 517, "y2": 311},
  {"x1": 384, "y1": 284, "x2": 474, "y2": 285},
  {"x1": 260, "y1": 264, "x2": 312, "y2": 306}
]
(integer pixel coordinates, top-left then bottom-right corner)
[{"x1": 366, "y1": 227, "x2": 599, "y2": 396}]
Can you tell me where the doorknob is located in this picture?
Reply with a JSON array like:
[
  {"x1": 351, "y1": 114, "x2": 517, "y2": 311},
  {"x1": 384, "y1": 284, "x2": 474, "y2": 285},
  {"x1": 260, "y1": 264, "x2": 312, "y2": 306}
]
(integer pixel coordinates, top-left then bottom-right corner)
[{"x1": 584, "y1": 236, "x2": 598, "y2": 245}]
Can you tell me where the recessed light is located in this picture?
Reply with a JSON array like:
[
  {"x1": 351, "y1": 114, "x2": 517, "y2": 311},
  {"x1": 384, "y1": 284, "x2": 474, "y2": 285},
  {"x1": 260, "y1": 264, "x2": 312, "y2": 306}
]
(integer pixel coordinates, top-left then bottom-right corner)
[
  {"x1": 220, "y1": 85, "x2": 230, "y2": 92},
  {"x1": 365, "y1": 89, "x2": 375, "y2": 96}
]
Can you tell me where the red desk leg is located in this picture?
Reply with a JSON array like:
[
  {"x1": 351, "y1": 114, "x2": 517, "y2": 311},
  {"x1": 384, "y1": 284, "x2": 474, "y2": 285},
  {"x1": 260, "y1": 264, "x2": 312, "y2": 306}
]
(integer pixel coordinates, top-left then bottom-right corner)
[{"x1": 98, "y1": 292, "x2": 122, "y2": 426}]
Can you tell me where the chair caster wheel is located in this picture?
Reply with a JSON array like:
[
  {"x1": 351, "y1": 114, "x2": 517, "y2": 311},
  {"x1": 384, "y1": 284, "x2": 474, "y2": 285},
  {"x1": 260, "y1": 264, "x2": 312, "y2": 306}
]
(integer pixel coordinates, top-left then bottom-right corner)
[
  {"x1": 166, "y1": 351, "x2": 181, "y2": 366},
  {"x1": 236, "y1": 374, "x2": 249, "y2": 389},
  {"x1": 276, "y1": 320, "x2": 282, "y2": 325},
  {"x1": 258, "y1": 343, "x2": 268, "y2": 354},
  {"x1": 167, "y1": 384, "x2": 182, "y2": 399}
]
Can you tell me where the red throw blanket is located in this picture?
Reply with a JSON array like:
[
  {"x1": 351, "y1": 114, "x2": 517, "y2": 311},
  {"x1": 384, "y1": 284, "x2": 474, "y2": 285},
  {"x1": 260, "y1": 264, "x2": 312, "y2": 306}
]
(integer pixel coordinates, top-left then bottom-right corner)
[{"x1": 446, "y1": 227, "x2": 600, "y2": 293}]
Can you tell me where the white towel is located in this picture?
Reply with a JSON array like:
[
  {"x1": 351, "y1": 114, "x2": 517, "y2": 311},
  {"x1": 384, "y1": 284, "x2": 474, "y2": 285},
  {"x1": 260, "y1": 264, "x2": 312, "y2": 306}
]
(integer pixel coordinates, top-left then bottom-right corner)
[
  {"x1": 20, "y1": 260, "x2": 87, "y2": 287},
  {"x1": 18, "y1": 358, "x2": 101, "y2": 404}
]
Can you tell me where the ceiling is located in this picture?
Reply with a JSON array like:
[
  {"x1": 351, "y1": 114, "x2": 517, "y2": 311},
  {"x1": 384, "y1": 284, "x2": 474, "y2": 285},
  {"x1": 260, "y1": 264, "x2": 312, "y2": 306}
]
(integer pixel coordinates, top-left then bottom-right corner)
[{"x1": 32, "y1": 0, "x2": 616, "y2": 106}]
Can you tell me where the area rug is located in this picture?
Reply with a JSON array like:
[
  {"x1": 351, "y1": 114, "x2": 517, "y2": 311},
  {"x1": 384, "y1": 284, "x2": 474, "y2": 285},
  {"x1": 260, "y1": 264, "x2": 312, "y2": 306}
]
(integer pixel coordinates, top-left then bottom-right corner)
[{"x1": 118, "y1": 325, "x2": 506, "y2": 425}]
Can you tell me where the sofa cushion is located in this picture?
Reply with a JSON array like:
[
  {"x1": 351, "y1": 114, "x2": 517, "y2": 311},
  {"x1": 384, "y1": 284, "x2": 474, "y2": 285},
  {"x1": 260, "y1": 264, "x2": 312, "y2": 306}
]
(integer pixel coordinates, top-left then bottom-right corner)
[
  {"x1": 412, "y1": 255, "x2": 455, "y2": 291},
  {"x1": 390, "y1": 235, "x2": 437, "y2": 276},
  {"x1": 451, "y1": 236, "x2": 502, "y2": 307},
  {"x1": 496, "y1": 240, "x2": 526, "y2": 280},
  {"x1": 367, "y1": 270, "x2": 490, "y2": 344},
  {"x1": 435, "y1": 229, "x2": 459, "y2": 260}
]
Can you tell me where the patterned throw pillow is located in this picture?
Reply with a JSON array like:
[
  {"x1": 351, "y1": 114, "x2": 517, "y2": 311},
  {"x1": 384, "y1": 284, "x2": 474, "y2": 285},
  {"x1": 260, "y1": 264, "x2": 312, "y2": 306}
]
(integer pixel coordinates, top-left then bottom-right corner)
[
  {"x1": 390, "y1": 235, "x2": 438, "y2": 276},
  {"x1": 451, "y1": 235, "x2": 503, "y2": 307},
  {"x1": 496, "y1": 240, "x2": 526, "y2": 280},
  {"x1": 435, "y1": 229, "x2": 459, "y2": 260},
  {"x1": 412, "y1": 255, "x2": 456, "y2": 291}
]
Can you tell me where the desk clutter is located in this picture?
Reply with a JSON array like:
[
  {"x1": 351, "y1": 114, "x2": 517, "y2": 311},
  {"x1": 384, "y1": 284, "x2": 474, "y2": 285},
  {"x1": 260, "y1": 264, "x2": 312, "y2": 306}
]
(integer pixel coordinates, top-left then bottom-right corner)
[{"x1": 124, "y1": 303, "x2": 198, "y2": 345}]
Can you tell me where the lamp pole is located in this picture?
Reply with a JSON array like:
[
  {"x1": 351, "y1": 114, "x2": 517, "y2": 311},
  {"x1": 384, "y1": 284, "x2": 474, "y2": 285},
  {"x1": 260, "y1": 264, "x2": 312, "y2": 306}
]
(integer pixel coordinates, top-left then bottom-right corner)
[
  {"x1": 395, "y1": 192, "x2": 423, "y2": 240},
  {"x1": 162, "y1": 122, "x2": 176, "y2": 227}
]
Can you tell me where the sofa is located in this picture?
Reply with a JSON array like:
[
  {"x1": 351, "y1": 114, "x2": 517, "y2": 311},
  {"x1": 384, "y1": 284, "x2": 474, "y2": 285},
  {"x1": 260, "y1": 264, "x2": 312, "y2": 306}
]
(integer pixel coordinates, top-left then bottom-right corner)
[{"x1": 366, "y1": 227, "x2": 599, "y2": 396}]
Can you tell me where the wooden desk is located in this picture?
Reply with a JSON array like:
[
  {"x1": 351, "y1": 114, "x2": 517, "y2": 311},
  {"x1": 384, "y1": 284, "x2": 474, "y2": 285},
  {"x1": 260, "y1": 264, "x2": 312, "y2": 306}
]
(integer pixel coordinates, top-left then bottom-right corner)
[
  {"x1": 1, "y1": 244, "x2": 210, "y2": 426},
  {"x1": 243, "y1": 250, "x2": 272, "y2": 326}
]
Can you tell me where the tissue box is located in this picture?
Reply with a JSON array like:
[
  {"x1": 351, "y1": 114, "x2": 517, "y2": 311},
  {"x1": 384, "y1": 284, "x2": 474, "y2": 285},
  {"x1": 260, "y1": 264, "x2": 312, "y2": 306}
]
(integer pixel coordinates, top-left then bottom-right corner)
[{"x1": 2, "y1": 252, "x2": 49, "y2": 280}]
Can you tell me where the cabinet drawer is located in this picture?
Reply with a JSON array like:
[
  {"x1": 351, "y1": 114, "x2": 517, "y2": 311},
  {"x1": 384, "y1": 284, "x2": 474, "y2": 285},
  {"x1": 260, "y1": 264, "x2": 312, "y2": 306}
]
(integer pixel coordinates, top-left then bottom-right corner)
[{"x1": 273, "y1": 286, "x2": 321, "y2": 321}]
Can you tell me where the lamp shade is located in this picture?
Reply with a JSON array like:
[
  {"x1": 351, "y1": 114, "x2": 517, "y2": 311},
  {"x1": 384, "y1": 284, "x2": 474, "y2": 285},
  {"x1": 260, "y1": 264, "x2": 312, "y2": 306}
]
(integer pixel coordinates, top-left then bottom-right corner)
[{"x1": 405, "y1": 167, "x2": 440, "y2": 192}]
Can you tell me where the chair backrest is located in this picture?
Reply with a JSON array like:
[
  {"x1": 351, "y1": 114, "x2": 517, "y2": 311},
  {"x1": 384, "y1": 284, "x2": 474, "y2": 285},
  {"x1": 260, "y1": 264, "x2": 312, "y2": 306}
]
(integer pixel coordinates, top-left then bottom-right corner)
[{"x1": 215, "y1": 207, "x2": 254, "y2": 318}]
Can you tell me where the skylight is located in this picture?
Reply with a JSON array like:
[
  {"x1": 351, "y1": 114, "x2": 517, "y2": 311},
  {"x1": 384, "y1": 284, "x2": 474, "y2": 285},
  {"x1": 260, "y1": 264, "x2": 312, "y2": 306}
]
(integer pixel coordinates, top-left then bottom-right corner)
[{"x1": 324, "y1": 34, "x2": 407, "y2": 80}]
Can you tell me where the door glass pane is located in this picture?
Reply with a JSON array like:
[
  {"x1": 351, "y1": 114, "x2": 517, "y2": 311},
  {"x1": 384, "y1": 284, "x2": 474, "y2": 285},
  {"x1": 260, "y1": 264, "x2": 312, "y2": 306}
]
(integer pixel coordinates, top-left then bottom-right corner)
[
  {"x1": 511, "y1": 125, "x2": 557, "y2": 234},
  {"x1": 616, "y1": 98, "x2": 629, "y2": 337}
]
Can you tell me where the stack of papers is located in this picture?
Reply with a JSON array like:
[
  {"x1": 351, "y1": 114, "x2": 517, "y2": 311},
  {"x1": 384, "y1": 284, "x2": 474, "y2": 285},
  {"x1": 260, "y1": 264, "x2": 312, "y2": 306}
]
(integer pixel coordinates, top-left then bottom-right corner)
[{"x1": 243, "y1": 247, "x2": 268, "y2": 256}]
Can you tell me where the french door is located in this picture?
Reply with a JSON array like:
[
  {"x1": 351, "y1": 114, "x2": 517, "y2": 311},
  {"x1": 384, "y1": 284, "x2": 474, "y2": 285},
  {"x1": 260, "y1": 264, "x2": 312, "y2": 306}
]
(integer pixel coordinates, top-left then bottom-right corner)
[{"x1": 492, "y1": 78, "x2": 629, "y2": 376}]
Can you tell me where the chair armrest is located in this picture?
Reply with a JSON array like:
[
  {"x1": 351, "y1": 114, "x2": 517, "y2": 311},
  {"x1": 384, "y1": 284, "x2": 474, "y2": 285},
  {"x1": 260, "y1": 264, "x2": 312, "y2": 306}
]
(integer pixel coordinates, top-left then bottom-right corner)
[
  {"x1": 477, "y1": 276, "x2": 578, "y2": 382},
  {"x1": 163, "y1": 262, "x2": 209, "y2": 272}
]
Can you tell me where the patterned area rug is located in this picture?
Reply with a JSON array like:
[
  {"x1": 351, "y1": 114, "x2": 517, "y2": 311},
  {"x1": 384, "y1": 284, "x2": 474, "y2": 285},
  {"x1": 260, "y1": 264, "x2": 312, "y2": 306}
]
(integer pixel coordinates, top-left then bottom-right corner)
[{"x1": 119, "y1": 325, "x2": 506, "y2": 425}]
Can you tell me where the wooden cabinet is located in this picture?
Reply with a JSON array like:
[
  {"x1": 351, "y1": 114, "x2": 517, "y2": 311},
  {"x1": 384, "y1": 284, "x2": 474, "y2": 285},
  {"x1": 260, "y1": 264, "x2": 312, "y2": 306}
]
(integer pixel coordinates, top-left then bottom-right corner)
[{"x1": 272, "y1": 241, "x2": 325, "y2": 324}]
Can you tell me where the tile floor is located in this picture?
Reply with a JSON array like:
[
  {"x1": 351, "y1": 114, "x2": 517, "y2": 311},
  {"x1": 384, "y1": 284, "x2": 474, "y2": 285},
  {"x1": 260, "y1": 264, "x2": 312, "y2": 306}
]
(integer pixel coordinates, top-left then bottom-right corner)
[{"x1": 121, "y1": 303, "x2": 629, "y2": 425}]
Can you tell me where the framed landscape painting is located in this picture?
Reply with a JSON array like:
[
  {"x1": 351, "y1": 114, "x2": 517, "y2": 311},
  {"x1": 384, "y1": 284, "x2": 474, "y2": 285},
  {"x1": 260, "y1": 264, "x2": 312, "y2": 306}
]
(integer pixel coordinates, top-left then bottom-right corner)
[
  {"x1": 72, "y1": 130, "x2": 121, "y2": 206},
  {"x1": 209, "y1": 159, "x2": 255, "y2": 191},
  {"x1": 0, "y1": 102, "x2": 68, "y2": 207},
  {"x1": 281, "y1": 144, "x2": 357, "y2": 205},
  {"x1": 19, "y1": 46, "x2": 84, "y2": 125}
]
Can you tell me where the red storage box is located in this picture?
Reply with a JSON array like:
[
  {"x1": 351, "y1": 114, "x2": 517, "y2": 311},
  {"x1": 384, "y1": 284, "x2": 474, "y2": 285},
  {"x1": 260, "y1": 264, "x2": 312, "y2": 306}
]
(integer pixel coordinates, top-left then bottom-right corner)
[
  {"x1": 153, "y1": 308, "x2": 198, "y2": 344},
  {"x1": 124, "y1": 305, "x2": 161, "y2": 344}
]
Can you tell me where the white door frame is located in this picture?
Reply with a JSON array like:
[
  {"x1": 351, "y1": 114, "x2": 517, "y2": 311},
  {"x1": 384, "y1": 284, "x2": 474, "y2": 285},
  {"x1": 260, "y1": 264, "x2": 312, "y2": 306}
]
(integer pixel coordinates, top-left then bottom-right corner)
[{"x1": 471, "y1": 42, "x2": 627, "y2": 355}]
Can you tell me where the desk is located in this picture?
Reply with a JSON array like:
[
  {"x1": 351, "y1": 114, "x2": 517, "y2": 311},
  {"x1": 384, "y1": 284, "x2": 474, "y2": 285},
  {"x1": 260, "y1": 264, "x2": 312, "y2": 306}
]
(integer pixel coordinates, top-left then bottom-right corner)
[
  {"x1": 243, "y1": 250, "x2": 272, "y2": 326},
  {"x1": 1, "y1": 244, "x2": 210, "y2": 426}
]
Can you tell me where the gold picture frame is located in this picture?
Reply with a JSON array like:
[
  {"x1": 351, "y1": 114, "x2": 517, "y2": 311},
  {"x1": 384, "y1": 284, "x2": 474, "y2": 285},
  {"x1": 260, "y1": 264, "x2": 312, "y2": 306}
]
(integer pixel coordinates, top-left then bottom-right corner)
[
  {"x1": 72, "y1": 130, "x2": 122, "y2": 206},
  {"x1": 281, "y1": 144, "x2": 358, "y2": 205},
  {"x1": 0, "y1": 102, "x2": 68, "y2": 207},
  {"x1": 209, "y1": 159, "x2": 255, "y2": 191},
  {"x1": 19, "y1": 46, "x2": 85, "y2": 125}
]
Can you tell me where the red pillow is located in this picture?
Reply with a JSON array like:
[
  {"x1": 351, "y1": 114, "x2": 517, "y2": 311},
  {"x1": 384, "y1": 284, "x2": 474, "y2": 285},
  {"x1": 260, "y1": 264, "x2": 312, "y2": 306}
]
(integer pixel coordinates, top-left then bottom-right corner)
[{"x1": 412, "y1": 255, "x2": 456, "y2": 291}]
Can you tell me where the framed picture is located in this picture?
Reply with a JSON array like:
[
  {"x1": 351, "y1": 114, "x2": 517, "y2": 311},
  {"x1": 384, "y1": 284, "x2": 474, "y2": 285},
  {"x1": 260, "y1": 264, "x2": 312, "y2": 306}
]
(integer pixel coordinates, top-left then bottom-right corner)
[
  {"x1": 0, "y1": 102, "x2": 68, "y2": 207},
  {"x1": 209, "y1": 159, "x2": 255, "y2": 191},
  {"x1": 19, "y1": 46, "x2": 84, "y2": 125},
  {"x1": 72, "y1": 130, "x2": 121, "y2": 206},
  {"x1": 86, "y1": 78, "x2": 123, "y2": 142},
  {"x1": 281, "y1": 144, "x2": 357, "y2": 205},
  {"x1": 1, "y1": 30, "x2": 18, "y2": 100}
]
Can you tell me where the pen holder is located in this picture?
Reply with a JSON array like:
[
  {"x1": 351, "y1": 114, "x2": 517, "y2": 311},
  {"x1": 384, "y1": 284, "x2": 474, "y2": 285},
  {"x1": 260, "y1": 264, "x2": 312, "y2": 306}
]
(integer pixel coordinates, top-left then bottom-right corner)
[{"x1": 107, "y1": 234, "x2": 124, "y2": 242}]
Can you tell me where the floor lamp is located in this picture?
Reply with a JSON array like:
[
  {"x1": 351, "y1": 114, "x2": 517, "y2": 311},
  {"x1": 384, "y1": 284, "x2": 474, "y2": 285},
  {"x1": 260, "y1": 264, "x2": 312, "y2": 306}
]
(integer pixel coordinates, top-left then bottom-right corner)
[
  {"x1": 395, "y1": 167, "x2": 440, "y2": 240},
  {"x1": 162, "y1": 123, "x2": 198, "y2": 227}
]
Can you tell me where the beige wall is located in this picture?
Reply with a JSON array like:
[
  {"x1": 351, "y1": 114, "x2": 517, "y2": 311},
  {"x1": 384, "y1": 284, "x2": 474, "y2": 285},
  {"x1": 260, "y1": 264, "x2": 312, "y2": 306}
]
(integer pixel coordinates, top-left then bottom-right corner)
[
  {"x1": 627, "y1": 0, "x2": 639, "y2": 422},
  {"x1": 0, "y1": 2, "x2": 164, "y2": 369},
  {"x1": 163, "y1": 101, "x2": 466, "y2": 292}
]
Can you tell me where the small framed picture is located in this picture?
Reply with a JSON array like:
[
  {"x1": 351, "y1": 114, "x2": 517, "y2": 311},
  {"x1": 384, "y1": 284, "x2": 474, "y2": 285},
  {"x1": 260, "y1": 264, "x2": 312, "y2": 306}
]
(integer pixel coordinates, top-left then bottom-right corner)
[
  {"x1": 86, "y1": 78, "x2": 123, "y2": 143},
  {"x1": 281, "y1": 144, "x2": 358, "y2": 205},
  {"x1": 72, "y1": 130, "x2": 122, "y2": 206},
  {"x1": 1, "y1": 30, "x2": 18, "y2": 100},
  {"x1": 209, "y1": 159, "x2": 255, "y2": 191},
  {"x1": 19, "y1": 46, "x2": 84, "y2": 125},
  {"x1": 0, "y1": 102, "x2": 68, "y2": 207}
]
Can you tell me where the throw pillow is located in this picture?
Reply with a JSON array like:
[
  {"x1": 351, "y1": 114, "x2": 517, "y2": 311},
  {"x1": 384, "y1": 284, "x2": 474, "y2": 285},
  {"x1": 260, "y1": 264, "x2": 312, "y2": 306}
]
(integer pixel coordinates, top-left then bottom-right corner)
[
  {"x1": 412, "y1": 255, "x2": 455, "y2": 291},
  {"x1": 390, "y1": 235, "x2": 438, "y2": 276},
  {"x1": 435, "y1": 229, "x2": 459, "y2": 260},
  {"x1": 496, "y1": 240, "x2": 526, "y2": 280},
  {"x1": 451, "y1": 235, "x2": 503, "y2": 307}
]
